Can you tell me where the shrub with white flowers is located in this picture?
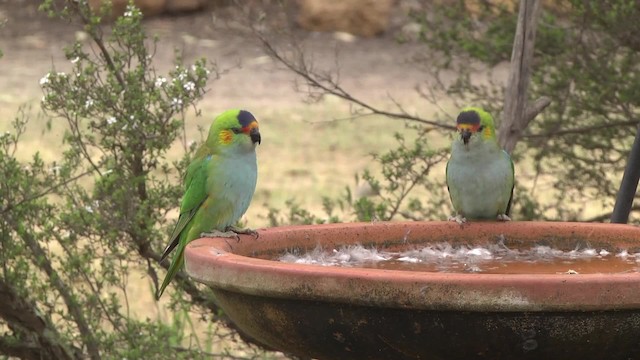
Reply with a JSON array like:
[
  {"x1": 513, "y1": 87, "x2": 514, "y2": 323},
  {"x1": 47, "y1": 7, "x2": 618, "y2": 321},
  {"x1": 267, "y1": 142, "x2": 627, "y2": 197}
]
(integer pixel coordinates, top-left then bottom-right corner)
[{"x1": 1, "y1": 1, "x2": 268, "y2": 359}]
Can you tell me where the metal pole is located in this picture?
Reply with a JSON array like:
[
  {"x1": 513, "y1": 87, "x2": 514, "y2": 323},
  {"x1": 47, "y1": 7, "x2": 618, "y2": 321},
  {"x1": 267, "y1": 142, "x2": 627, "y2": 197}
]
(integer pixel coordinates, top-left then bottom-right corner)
[{"x1": 611, "y1": 123, "x2": 640, "y2": 223}]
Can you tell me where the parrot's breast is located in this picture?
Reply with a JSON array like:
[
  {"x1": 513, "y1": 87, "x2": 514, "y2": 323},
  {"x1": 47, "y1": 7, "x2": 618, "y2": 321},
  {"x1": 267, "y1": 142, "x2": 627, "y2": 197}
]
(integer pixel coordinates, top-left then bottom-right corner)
[
  {"x1": 447, "y1": 141, "x2": 513, "y2": 219},
  {"x1": 204, "y1": 150, "x2": 258, "y2": 229}
]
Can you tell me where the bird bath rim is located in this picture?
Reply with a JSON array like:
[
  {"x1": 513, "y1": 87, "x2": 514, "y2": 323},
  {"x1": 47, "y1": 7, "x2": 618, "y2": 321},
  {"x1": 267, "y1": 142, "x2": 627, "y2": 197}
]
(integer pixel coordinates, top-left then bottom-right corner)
[{"x1": 185, "y1": 221, "x2": 640, "y2": 312}]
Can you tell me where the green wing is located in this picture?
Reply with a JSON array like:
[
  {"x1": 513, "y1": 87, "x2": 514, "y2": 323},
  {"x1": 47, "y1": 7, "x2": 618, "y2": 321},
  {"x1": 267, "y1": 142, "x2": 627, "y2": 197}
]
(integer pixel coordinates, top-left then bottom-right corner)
[
  {"x1": 504, "y1": 151, "x2": 515, "y2": 216},
  {"x1": 156, "y1": 154, "x2": 212, "y2": 299},
  {"x1": 159, "y1": 154, "x2": 210, "y2": 262}
]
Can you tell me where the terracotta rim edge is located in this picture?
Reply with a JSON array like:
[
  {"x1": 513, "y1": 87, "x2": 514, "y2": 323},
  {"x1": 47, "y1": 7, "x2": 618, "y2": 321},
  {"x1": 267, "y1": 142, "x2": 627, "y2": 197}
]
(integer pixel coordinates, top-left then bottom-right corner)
[{"x1": 185, "y1": 221, "x2": 640, "y2": 312}]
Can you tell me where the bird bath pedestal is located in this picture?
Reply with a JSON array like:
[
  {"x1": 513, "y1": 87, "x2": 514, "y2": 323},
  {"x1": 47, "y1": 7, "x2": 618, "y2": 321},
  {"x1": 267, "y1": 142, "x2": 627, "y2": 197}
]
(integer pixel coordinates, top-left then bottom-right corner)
[{"x1": 184, "y1": 221, "x2": 640, "y2": 360}]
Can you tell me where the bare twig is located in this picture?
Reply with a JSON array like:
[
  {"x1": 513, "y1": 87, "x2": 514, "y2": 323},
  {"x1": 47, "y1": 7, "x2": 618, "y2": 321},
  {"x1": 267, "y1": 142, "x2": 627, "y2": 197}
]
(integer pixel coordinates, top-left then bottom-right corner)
[
  {"x1": 1, "y1": 169, "x2": 95, "y2": 215},
  {"x1": 524, "y1": 119, "x2": 639, "y2": 139},
  {"x1": 68, "y1": 1, "x2": 126, "y2": 89},
  {"x1": 385, "y1": 151, "x2": 448, "y2": 220},
  {"x1": 524, "y1": 96, "x2": 551, "y2": 125},
  {"x1": 586, "y1": 203, "x2": 640, "y2": 223},
  {"x1": 255, "y1": 32, "x2": 454, "y2": 130}
]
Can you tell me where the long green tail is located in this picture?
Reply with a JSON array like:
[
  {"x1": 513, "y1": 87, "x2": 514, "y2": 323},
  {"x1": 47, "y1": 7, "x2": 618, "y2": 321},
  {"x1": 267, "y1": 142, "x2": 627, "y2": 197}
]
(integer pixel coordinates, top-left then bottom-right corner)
[{"x1": 156, "y1": 244, "x2": 185, "y2": 299}]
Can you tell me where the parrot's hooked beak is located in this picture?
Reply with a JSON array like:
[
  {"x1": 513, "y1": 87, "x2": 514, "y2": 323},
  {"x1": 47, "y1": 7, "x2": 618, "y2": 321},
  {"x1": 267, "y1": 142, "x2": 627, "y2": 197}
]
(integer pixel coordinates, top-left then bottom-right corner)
[
  {"x1": 460, "y1": 128, "x2": 472, "y2": 145},
  {"x1": 250, "y1": 127, "x2": 261, "y2": 145},
  {"x1": 243, "y1": 120, "x2": 261, "y2": 145}
]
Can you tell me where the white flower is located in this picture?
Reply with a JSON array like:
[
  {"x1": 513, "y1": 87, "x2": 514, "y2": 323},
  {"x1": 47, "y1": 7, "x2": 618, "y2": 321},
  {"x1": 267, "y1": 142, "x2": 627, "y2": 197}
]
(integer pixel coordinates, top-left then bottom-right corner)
[
  {"x1": 39, "y1": 73, "x2": 51, "y2": 86},
  {"x1": 56, "y1": 72, "x2": 66, "y2": 77},
  {"x1": 183, "y1": 81, "x2": 195, "y2": 92},
  {"x1": 177, "y1": 71, "x2": 187, "y2": 81},
  {"x1": 103, "y1": 169, "x2": 113, "y2": 175},
  {"x1": 187, "y1": 140, "x2": 196, "y2": 147},
  {"x1": 154, "y1": 77, "x2": 167, "y2": 87},
  {"x1": 71, "y1": 57, "x2": 80, "y2": 64},
  {"x1": 85, "y1": 97, "x2": 94, "y2": 109},
  {"x1": 106, "y1": 116, "x2": 117, "y2": 125},
  {"x1": 171, "y1": 97, "x2": 183, "y2": 109},
  {"x1": 84, "y1": 205, "x2": 94, "y2": 213},
  {"x1": 49, "y1": 165, "x2": 62, "y2": 174}
]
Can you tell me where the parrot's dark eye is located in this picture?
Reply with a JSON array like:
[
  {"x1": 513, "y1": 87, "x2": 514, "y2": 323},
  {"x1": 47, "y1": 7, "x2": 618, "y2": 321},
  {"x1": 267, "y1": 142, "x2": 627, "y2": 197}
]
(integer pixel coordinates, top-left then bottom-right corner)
[
  {"x1": 230, "y1": 127, "x2": 243, "y2": 134},
  {"x1": 478, "y1": 125, "x2": 484, "y2": 132}
]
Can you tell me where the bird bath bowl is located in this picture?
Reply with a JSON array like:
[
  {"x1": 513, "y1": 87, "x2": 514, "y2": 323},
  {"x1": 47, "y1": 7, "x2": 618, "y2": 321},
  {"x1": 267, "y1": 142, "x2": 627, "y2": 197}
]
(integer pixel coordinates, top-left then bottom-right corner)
[{"x1": 185, "y1": 221, "x2": 640, "y2": 360}]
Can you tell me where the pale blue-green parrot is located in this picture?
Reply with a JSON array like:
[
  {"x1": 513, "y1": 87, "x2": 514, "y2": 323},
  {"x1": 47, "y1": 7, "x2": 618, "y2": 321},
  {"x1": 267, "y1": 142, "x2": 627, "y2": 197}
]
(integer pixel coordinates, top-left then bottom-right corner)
[
  {"x1": 156, "y1": 109, "x2": 261, "y2": 299},
  {"x1": 446, "y1": 107, "x2": 514, "y2": 224}
]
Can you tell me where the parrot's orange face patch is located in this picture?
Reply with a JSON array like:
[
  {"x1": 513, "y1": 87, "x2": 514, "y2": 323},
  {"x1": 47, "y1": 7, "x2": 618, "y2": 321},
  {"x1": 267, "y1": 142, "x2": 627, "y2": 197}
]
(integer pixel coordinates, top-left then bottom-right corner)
[
  {"x1": 457, "y1": 123, "x2": 480, "y2": 132},
  {"x1": 219, "y1": 129, "x2": 233, "y2": 144},
  {"x1": 457, "y1": 123, "x2": 492, "y2": 139},
  {"x1": 242, "y1": 120, "x2": 259, "y2": 134}
]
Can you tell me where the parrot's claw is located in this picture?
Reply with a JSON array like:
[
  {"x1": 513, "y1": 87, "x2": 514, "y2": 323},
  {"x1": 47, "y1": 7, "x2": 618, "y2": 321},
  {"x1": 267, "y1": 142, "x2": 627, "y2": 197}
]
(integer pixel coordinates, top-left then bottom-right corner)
[
  {"x1": 448, "y1": 215, "x2": 467, "y2": 225},
  {"x1": 496, "y1": 214, "x2": 512, "y2": 222},
  {"x1": 200, "y1": 230, "x2": 241, "y2": 241},
  {"x1": 225, "y1": 225, "x2": 259, "y2": 239}
]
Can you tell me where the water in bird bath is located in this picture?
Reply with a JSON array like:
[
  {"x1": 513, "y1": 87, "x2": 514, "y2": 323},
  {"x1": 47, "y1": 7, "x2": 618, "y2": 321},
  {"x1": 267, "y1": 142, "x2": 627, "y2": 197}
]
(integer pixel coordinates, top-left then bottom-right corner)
[{"x1": 279, "y1": 243, "x2": 639, "y2": 274}]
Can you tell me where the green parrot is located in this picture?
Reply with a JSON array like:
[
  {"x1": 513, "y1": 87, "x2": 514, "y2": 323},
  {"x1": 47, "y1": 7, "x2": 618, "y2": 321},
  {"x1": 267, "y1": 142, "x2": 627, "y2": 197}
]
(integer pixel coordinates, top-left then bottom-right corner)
[
  {"x1": 445, "y1": 107, "x2": 514, "y2": 224},
  {"x1": 156, "y1": 109, "x2": 261, "y2": 299}
]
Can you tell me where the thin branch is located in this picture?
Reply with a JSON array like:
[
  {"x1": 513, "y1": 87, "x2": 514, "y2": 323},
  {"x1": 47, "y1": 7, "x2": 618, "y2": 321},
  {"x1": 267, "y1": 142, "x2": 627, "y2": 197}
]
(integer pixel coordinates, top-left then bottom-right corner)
[
  {"x1": 399, "y1": 211, "x2": 422, "y2": 221},
  {"x1": 524, "y1": 119, "x2": 639, "y2": 139},
  {"x1": 67, "y1": 114, "x2": 104, "y2": 175},
  {"x1": 1, "y1": 168, "x2": 95, "y2": 215},
  {"x1": 255, "y1": 32, "x2": 454, "y2": 130},
  {"x1": 68, "y1": 1, "x2": 126, "y2": 89},
  {"x1": 524, "y1": 96, "x2": 551, "y2": 125},
  {"x1": 171, "y1": 346, "x2": 262, "y2": 360},
  {"x1": 585, "y1": 204, "x2": 640, "y2": 223},
  {"x1": 386, "y1": 152, "x2": 448, "y2": 220},
  {"x1": 18, "y1": 229, "x2": 101, "y2": 360}
]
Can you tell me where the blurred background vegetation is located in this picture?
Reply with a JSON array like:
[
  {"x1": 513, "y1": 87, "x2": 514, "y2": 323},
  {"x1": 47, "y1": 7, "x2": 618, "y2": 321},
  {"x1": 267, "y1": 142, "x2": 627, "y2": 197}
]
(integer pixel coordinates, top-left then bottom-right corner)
[{"x1": 0, "y1": 0, "x2": 638, "y2": 358}]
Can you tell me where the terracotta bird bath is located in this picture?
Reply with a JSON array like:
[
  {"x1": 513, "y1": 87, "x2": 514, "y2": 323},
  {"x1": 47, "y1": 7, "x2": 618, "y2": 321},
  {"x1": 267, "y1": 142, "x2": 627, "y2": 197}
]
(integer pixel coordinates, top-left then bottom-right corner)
[{"x1": 184, "y1": 221, "x2": 640, "y2": 360}]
